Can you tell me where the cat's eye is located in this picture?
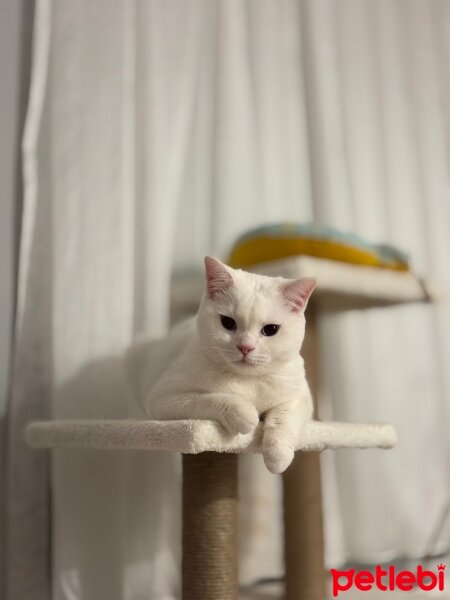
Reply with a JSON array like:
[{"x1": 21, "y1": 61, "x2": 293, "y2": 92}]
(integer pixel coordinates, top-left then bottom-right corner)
[
  {"x1": 220, "y1": 315, "x2": 237, "y2": 331},
  {"x1": 261, "y1": 324, "x2": 280, "y2": 337}
]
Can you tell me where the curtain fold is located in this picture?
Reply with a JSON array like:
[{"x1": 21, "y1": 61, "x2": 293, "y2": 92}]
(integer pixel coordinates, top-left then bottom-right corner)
[{"x1": 6, "y1": 0, "x2": 450, "y2": 598}]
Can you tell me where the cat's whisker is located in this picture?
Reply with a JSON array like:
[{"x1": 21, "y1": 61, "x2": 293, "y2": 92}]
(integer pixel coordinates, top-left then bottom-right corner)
[{"x1": 250, "y1": 353, "x2": 270, "y2": 360}]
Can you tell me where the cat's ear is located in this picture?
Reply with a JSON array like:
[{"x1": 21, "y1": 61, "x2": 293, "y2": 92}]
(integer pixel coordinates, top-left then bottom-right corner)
[
  {"x1": 281, "y1": 277, "x2": 316, "y2": 313},
  {"x1": 204, "y1": 256, "x2": 234, "y2": 298}
]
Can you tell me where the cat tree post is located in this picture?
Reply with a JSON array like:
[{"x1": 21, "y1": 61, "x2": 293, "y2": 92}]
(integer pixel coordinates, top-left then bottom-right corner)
[
  {"x1": 283, "y1": 304, "x2": 325, "y2": 600},
  {"x1": 182, "y1": 452, "x2": 238, "y2": 600}
]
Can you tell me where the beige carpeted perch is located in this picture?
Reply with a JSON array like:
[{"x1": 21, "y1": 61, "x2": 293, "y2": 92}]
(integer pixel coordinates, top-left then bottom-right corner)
[{"x1": 26, "y1": 418, "x2": 396, "y2": 453}]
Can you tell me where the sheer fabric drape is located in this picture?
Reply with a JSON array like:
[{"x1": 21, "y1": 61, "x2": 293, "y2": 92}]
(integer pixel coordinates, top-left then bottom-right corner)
[{"x1": 7, "y1": 1, "x2": 450, "y2": 598}]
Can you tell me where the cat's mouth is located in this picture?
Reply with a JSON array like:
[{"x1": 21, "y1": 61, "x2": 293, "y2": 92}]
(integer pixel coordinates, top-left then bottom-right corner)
[
  {"x1": 237, "y1": 356, "x2": 254, "y2": 365},
  {"x1": 226, "y1": 354, "x2": 256, "y2": 367},
  {"x1": 235, "y1": 354, "x2": 267, "y2": 367}
]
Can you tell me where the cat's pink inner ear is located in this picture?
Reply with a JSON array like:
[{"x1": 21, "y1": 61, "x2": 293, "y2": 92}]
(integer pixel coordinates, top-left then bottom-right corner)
[
  {"x1": 281, "y1": 277, "x2": 316, "y2": 313},
  {"x1": 204, "y1": 256, "x2": 233, "y2": 298}
]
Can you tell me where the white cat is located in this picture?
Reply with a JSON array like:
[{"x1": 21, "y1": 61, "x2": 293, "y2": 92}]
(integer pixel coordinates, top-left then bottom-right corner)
[{"x1": 126, "y1": 257, "x2": 316, "y2": 474}]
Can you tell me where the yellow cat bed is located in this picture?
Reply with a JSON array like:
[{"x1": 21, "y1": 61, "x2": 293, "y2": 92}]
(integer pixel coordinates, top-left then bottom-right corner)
[{"x1": 228, "y1": 223, "x2": 410, "y2": 271}]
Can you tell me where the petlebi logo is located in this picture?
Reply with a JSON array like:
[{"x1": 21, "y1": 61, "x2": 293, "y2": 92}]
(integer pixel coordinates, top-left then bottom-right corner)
[{"x1": 331, "y1": 563, "x2": 446, "y2": 597}]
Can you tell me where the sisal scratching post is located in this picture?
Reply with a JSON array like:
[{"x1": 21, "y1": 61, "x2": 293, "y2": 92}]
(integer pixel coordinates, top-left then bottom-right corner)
[
  {"x1": 283, "y1": 451, "x2": 325, "y2": 600},
  {"x1": 182, "y1": 452, "x2": 238, "y2": 600},
  {"x1": 283, "y1": 305, "x2": 326, "y2": 600}
]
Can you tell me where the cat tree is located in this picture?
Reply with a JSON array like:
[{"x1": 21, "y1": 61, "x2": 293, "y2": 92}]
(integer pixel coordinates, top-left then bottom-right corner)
[
  {"x1": 27, "y1": 418, "x2": 395, "y2": 600},
  {"x1": 26, "y1": 256, "x2": 433, "y2": 600}
]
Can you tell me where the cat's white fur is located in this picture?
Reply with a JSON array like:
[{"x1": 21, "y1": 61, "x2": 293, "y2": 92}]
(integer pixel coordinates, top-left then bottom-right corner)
[{"x1": 126, "y1": 257, "x2": 316, "y2": 474}]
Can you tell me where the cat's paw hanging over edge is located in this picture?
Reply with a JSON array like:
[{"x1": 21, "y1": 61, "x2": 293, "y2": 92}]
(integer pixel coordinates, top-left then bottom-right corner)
[{"x1": 263, "y1": 440, "x2": 295, "y2": 474}]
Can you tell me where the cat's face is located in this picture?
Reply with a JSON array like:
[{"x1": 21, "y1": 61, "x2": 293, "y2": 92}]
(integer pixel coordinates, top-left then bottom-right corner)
[{"x1": 197, "y1": 257, "x2": 316, "y2": 374}]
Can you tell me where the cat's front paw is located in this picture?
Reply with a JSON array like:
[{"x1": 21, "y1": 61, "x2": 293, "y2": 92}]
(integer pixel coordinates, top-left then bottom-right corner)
[
  {"x1": 263, "y1": 438, "x2": 295, "y2": 474},
  {"x1": 219, "y1": 400, "x2": 259, "y2": 435}
]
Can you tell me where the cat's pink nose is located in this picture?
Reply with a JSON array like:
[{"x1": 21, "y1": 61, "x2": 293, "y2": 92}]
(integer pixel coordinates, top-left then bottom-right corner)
[{"x1": 237, "y1": 344, "x2": 254, "y2": 356}]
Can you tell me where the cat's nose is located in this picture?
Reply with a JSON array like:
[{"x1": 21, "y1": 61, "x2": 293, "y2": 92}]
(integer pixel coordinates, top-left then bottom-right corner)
[{"x1": 237, "y1": 344, "x2": 254, "y2": 356}]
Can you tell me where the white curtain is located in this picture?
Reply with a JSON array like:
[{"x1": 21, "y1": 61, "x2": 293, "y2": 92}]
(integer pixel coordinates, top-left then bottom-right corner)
[
  {"x1": 305, "y1": 0, "x2": 450, "y2": 564},
  {"x1": 6, "y1": 0, "x2": 450, "y2": 598}
]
